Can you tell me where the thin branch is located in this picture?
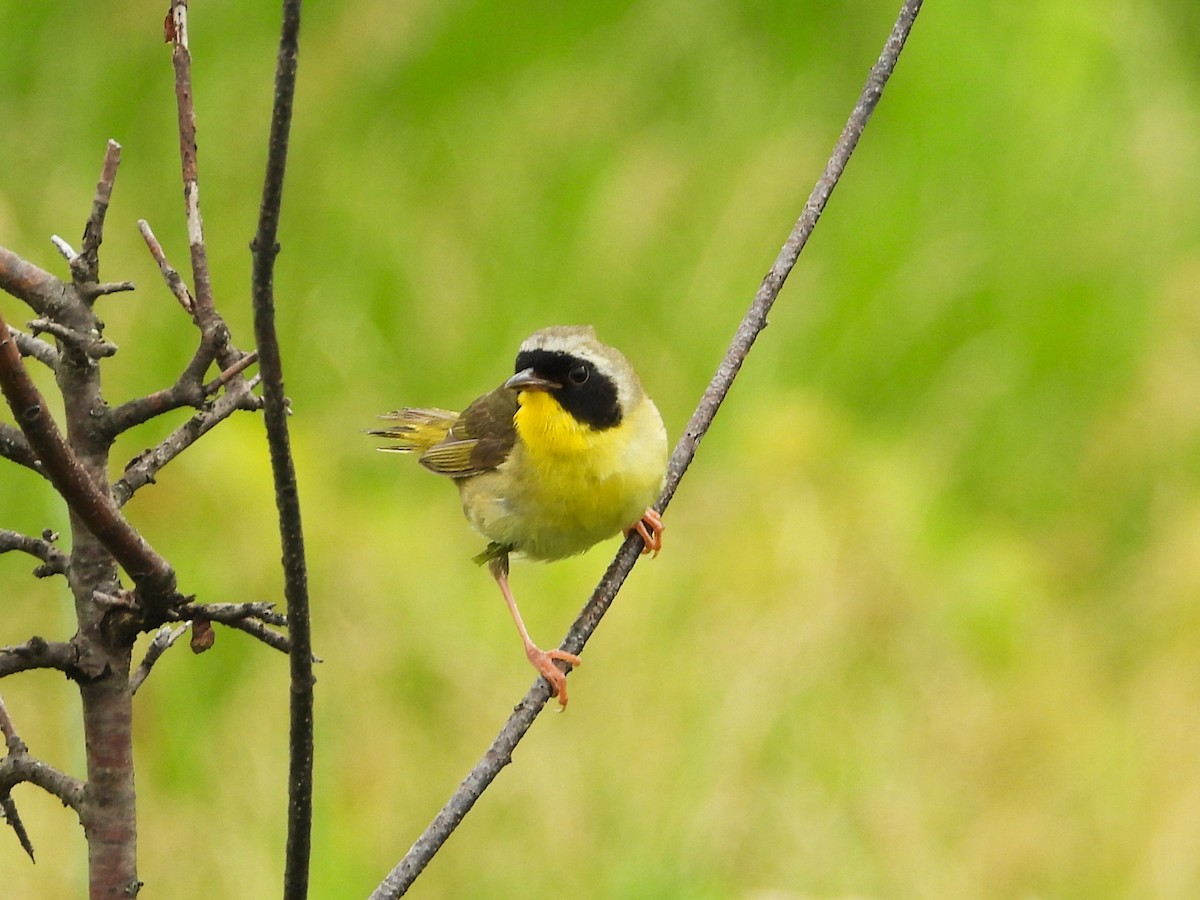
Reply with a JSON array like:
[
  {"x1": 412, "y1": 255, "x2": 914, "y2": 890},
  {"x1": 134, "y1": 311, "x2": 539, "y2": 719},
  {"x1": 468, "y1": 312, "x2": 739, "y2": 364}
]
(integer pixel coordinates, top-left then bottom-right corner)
[
  {"x1": 369, "y1": 0, "x2": 925, "y2": 895},
  {"x1": 0, "y1": 315, "x2": 180, "y2": 612},
  {"x1": 0, "y1": 694, "x2": 35, "y2": 860},
  {"x1": 129, "y1": 624, "x2": 189, "y2": 694},
  {"x1": 0, "y1": 246, "x2": 75, "y2": 320},
  {"x1": 6, "y1": 326, "x2": 59, "y2": 369},
  {"x1": 167, "y1": 601, "x2": 287, "y2": 628},
  {"x1": 249, "y1": 1, "x2": 311, "y2": 895},
  {"x1": 0, "y1": 636, "x2": 98, "y2": 681},
  {"x1": 138, "y1": 219, "x2": 195, "y2": 315},
  {"x1": 0, "y1": 528, "x2": 69, "y2": 578},
  {"x1": 112, "y1": 374, "x2": 261, "y2": 507},
  {"x1": 223, "y1": 617, "x2": 292, "y2": 654},
  {"x1": 71, "y1": 139, "x2": 122, "y2": 287},
  {"x1": 0, "y1": 695, "x2": 85, "y2": 819},
  {"x1": 28, "y1": 317, "x2": 117, "y2": 359},
  {"x1": 0, "y1": 423, "x2": 43, "y2": 477}
]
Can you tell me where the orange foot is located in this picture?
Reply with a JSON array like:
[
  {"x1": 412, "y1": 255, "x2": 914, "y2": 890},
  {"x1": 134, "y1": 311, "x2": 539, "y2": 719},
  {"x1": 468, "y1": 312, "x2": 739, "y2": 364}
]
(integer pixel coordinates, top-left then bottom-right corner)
[
  {"x1": 527, "y1": 645, "x2": 582, "y2": 709},
  {"x1": 625, "y1": 507, "x2": 665, "y2": 556}
]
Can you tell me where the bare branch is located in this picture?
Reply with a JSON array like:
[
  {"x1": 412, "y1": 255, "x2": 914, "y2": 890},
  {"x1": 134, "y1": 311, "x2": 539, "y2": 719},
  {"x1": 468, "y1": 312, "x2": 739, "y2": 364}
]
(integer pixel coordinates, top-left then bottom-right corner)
[
  {"x1": 6, "y1": 326, "x2": 59, "y2": 369},
  {"x1": 167, "y1": 601, "x2": 286, "y2": 628},
  {"x1": 0, "y1": 528, "x2": 69, "y2": 578},
  {"x1": 71, "y1": 139, "x2": 122, "y2": 287},
  {"x1": 78, "y1": 281, "x2": 136, "y2": 302},
  {"x1": 50, "y1": 236, "x2": 77, "y2": 263},
  {"x1": 0, "y1": 695, "x2": 85, "y2": 820},
  {"x1": 137, "y1": 219, "x2": 195, "y2": 315},
  {"x1": 370, "y1": 1, "x2": 926, "y2": 895},
  {"x1": 0, "y1": 315, "x2": 180, "y2": 612},
  {"x1": 0, "y1": 246, "x2": 75, "y2": 320},
  {"x1": 0, "y1": 636, "x2": 100, "y2": 681},
  {"x1": 112, "y1": 374, "x2": 262, "y2": 507},
  {"x1": 248, "y1": 1, "x2": 312, "y2": 894},
  {"x1": 168, "y1": 1, "x2": 217, "y2": 320},
  {"x1": 129, "y1": 624, "x2": 189, "y2": 695},
  {"x1": 0, "y1": 423, "x2": 43, "y2": 477},
  {"x1": 28, "y1": 317, "x2": 117, "y2": 359}
]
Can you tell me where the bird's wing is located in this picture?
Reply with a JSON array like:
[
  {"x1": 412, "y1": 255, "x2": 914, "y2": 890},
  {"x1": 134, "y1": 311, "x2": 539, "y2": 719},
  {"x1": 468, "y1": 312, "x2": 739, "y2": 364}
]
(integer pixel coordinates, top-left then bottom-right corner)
[{"x1": 418, "y1": 386, "x2": 517, "y2": 478}]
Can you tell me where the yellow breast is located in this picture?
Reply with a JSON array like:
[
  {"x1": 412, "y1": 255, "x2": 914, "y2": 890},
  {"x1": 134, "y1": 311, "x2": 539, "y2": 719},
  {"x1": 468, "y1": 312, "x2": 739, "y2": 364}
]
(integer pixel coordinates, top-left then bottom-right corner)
[{"x1": 460, "y1": 389, "x2": 667, "y2": 560}]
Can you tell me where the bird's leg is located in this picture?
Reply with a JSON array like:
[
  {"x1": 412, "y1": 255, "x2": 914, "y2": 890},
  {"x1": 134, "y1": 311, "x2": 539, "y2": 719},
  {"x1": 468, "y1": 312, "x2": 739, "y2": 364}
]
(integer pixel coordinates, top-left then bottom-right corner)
[
  {"x1": 625, "y1": 507, "x2": 665, "y2": 556},
  {"x1": 487, "y1": 555, "x2": 581, "y2": 708}
]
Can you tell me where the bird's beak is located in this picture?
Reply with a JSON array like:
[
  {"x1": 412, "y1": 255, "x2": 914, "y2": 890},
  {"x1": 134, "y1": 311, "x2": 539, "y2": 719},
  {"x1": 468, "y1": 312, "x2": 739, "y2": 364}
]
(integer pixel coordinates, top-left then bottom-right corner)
[{"x1": 505, "y1": 368, "x2": 561, "y2": 392}]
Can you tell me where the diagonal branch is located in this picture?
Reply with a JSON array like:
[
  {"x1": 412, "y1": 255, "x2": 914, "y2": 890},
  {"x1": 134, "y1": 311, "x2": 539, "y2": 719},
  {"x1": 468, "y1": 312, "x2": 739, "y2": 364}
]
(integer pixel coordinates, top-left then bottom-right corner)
[
  {"x1": 6, "y1": 326, "x2": 59, "y2": 369},
  {"x1": 0, "y1": 422, "x2": 44, "y2": 477},
  {"x1": 0, "y1": 694, "x2": 86, "y2": 828},
  {"x1": 0, "y1": 528, "x2": 69, "y2": 578},
  {"x1": 368, "y1": 0, "x2": 925, "y2": 895},
  {"x1": 112, "y1": 373, "x2": 261, "y2": 507},
  {"x1": 0, "y1": 246, "x2": 75, "y2": 320},
  {"x1": 0, "y1": 314, "x2": 180, "y2": 612},
  {"x1": 248, "y1": 1, "x2": 313, "y2": 896}
]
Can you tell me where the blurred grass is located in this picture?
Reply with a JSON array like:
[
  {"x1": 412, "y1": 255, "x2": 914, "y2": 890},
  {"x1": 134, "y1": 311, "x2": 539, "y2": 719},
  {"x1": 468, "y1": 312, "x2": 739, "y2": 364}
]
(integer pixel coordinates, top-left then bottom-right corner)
[{"x1": 3, "y1": 0, "x2": 1200, "y2": 896}]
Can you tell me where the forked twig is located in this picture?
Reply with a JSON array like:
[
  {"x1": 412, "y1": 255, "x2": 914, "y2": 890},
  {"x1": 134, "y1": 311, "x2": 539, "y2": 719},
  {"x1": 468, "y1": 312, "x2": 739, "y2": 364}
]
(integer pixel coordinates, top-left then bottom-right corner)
[{"x1": 369, "y1": 0, "x2": 925, "y2": 895}]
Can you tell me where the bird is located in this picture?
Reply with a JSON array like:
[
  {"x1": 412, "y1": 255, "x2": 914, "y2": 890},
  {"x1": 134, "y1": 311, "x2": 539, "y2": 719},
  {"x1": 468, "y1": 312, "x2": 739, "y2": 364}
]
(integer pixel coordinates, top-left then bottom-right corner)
[{"x1": 371, "y1": 326, "x2": 668, "y2": 707}]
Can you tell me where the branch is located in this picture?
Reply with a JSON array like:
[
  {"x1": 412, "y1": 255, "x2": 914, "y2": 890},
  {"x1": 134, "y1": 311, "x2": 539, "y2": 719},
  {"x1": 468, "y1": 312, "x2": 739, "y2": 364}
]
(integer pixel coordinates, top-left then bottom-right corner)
[
  {"x1": 0, "y1": 636, "x2": 104, "y2": 681},
  {"x1": 0, "y1": 246, "x2": 75, "y2": 320},
  {"x1": 6, "y1": 326, "x2": 59, "y2": 369},
  {"x1": 0, "y1": 528, "x2": 69, "y2": 578},
  {"x1": 129, "y1": 624, "x2": 189, "y2": 694},
  {"x1": 71, "y1": 139, "x2": 122, "y2": 288},
  {"x1": 0, "y1": 423, "x2": 43, "y2": 477},
  {"x1": 248, "y1": 2, "x2": 312, "y2": 895},
  {"x1": 0, "y1": 695, "x2": 86, "y2": 825},
  {"x1": 369, "y1": 0, "x2": 925, "y2": 895},
  {"x1": 0, "y1": 316, "x2": 180, "y2": 612},
  {"x1": 111, "y1": 373, "x2": 261, "y2": 507}
]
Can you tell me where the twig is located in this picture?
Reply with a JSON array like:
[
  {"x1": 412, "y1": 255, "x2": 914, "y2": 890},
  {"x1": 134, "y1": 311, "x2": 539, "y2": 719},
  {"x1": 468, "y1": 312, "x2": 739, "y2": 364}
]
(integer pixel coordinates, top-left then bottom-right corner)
[
  {"x1": 0, "y1": 694, "x2": 36, "y2": 860},
  {"x1": 137, "y1": 219, "x2": 195, "y2": 315},
  {"x1": 368, "y1": 0, "x2": 925, "y2": 895},
  {"x1": 6, "y1": 326, "x2": 59, "y2": 369},
  {"x1": 167, "y1": 601, "x2": 287, "y2": 628},
  {"x1": 0, "y1": 528, "x2": 69, "y2": 578},
  {"x1": 112, "y1": 374, "x2": 261, "y2": 507},
  {"x1": 0, "y1": 246, "x2": 75, "y2": 320},
  {"x1": 0, "y1": 423, "x2": 43, "y2": 476},
  {"x1": 129, "y1": 624, "x2": 189, "y2": 694},
  {"x1": 0, "y1": 313, "x2": 180, "y2": 612},
  {"x1": 71, "y1": 139, "x2": 122, "y2": 287},
  {"x1": 0, "y1": 636, "x2": 97, "y2": 681},
  {"x1": 0, "y1": 695, "x2": 85, "y2": 820},
  {"x1": 249, "y1": 1, "x2": 312, "y2": 895},
  {"x1": 28, "y1": 317, "x2": 117, "y2": 359}
]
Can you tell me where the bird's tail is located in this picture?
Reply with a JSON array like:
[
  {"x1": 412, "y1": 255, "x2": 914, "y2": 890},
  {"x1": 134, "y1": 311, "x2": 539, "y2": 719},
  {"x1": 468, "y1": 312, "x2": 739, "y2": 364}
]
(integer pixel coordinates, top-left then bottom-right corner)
[{"x1": 369, "y1": 408, "x2": 459, "y2": 453}]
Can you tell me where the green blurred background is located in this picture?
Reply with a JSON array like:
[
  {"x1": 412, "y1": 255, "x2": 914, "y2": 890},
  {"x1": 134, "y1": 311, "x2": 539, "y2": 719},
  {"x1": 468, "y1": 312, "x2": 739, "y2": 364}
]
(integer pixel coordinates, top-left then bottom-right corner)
[{"x1": 3, "y1": 0, "x2": 1199, "y2": 896}]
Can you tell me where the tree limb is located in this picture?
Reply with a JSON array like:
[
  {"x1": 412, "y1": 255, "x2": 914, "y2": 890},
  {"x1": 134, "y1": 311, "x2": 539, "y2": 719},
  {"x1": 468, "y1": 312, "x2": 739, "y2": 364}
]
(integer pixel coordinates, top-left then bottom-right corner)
[
  {"x1": 111, "y1": 373, "x2": 261, "y2": 507},
  {"x1": 6, "y1": 326, "x2": 59, "y2": 369},
  {"x1": 369, "y1": 0, "x2": 926, "y2": 895},
  {"x1": 248, "y1": 2, "x2": 312, "y2": 896},
  {"x1": 71, "y1": 140, "x2": 122, "y2": 289},
  {"x1": 0, "y1": 246, "x2": 75, "y2": 320},
  {"x1": 0, "y1": 422, "x2": 43, "y2": 477},
  {"x1": 0, "y1": 313, "x2": 180, "y2": 613},
  {"x1": 0, "y1": 636, "x2": 105, "y2": 681},
  {"x1": 0, "y1": 528, "x2": 69, "y2": 578},
  {"x1": 0, "y1": 694, "x2": 86, "y2": 823}
]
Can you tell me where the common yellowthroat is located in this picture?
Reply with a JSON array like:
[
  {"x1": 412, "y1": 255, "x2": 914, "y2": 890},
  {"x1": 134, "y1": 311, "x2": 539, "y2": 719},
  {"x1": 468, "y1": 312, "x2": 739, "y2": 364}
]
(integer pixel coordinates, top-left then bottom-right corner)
[{"x1": 372, "y1": 326, "x2": 668, "y2": 707}]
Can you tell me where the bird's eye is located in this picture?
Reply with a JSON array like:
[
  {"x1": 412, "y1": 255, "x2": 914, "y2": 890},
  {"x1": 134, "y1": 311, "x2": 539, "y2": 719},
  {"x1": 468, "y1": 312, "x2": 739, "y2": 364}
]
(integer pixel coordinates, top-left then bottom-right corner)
[{"x1": 568, "y1": 364, "x2": 589, "y2": 385}]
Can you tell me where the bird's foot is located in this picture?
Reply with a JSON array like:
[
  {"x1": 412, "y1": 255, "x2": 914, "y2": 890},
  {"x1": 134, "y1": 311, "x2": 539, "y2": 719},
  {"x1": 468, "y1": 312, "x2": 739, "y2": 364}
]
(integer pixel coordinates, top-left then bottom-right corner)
[
  {"x1": 527, "y1": 645, "x2": 582, "y2": 709},
  {"x1": 625, "y1": 507, "x2": 665, "y2": 556}
]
